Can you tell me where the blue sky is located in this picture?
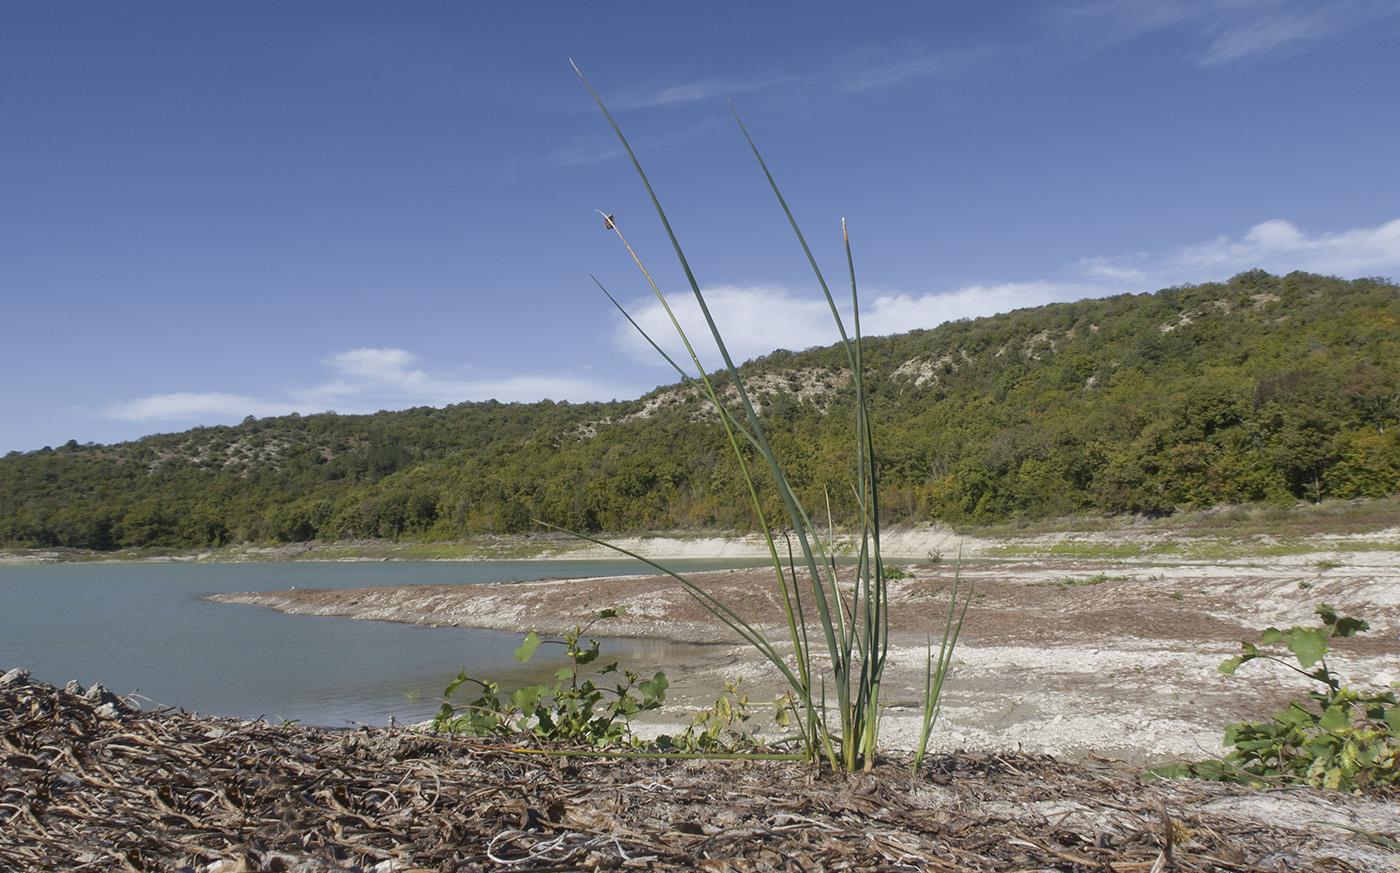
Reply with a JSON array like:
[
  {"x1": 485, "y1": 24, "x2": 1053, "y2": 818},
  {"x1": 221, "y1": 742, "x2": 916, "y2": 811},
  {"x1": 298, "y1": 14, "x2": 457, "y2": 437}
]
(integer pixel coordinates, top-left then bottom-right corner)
[{"x1": 4, "y1": 2, "x2": 1399, "y2": 454}]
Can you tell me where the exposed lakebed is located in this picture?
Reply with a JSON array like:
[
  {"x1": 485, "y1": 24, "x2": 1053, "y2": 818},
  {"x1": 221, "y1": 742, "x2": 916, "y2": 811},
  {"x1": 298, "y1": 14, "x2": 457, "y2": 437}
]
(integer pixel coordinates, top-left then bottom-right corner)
[{"x1": 210, "y1": 527, "x2": 1400, "y2": 764}]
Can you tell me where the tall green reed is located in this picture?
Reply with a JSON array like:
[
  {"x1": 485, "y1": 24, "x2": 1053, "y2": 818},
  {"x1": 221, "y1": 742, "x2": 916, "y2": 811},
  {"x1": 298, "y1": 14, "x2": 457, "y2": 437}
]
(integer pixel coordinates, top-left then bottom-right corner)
[{"x1": 568, "y1": 62, "x2": 969, "y2": 772}]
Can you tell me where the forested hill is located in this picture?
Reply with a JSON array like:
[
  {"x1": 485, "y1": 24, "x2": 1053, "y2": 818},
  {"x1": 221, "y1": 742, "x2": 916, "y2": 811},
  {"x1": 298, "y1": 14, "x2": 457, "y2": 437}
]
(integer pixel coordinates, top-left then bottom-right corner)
[{"x1": 4, "y1": 270, "x2": 1398, "y2": 551}]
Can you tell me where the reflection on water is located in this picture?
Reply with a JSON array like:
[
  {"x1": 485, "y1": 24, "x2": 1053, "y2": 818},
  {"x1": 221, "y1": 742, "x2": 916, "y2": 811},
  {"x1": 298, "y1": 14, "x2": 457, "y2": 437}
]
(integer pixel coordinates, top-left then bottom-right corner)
[{"x1": 0, "y1": 558, "x2": 751, "y2": 726}]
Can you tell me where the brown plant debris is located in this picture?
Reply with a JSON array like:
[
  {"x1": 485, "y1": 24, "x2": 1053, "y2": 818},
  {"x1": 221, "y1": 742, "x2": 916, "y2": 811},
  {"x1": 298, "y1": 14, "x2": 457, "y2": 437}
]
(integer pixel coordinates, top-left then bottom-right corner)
[{"x1": 3, "y1": 672, "x2": 1397, "y2": 872}]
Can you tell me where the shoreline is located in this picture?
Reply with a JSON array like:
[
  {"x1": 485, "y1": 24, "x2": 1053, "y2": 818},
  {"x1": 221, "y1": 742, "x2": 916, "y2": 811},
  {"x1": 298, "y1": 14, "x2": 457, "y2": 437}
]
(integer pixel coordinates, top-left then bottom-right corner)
[
  {"x1": 0, "y1": 526, "x2": 964, "y2": 566},
  {"x1": 7, "y1": 500, "x2": 1400, "y2": 566},
  {"x1": 209, "y1": 534, "x2": 1400, "y2": 764}
]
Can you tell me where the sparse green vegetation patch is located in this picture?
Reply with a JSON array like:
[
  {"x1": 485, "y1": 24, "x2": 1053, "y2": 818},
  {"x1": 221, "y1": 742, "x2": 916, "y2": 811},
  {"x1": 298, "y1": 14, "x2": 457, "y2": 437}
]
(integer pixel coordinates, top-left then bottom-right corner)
[
  {"x1": 1023, "y1": 572, "x2": 1113, "y2": 590},
  {"x1": 1165, "y1": 605, "x2": 1400, "y2": 793},
  {"x1": 982, "y1": 542, "x2": 1154, "y2": 560}
]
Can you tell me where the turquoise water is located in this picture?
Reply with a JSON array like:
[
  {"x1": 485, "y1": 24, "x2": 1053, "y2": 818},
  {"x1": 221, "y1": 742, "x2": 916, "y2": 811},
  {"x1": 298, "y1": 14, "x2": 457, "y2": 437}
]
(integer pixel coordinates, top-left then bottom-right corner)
[{"x1": 0, "y1": 559, "x2": 741, "y2": 726}]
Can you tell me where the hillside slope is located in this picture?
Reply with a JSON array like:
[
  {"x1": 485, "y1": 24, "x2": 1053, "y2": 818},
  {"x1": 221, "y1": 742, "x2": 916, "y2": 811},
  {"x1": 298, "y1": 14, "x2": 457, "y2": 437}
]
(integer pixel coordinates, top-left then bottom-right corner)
[{"x1": 3, "y1": 270, "x2": 1398, "y2": 550}]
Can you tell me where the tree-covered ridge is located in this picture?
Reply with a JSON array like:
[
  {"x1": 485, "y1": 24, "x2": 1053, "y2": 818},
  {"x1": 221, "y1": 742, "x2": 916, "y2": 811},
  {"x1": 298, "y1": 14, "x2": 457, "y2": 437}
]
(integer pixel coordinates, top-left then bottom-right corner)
[{"x1": 3, "y1": 271, "x2": 1398, "y2": 551}]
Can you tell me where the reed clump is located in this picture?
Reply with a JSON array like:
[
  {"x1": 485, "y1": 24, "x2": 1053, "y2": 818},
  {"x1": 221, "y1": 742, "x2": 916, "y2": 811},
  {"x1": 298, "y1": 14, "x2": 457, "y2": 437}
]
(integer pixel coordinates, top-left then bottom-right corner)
[{"x1": 569, "y1": 63, "x2": 969, "y2": 772}]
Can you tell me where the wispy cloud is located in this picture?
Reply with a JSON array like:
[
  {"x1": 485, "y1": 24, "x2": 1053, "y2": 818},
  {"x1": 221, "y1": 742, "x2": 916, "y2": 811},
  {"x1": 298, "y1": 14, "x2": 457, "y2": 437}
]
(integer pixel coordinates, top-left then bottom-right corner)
[
  {"x1": 1198, "y1": 0, "x2": 1398, "y2": 65},
  {"x1": 519, "y1": 114, "x2": 727, "y2": 179},
  {"x1": 834, "y1": 43, "x2": 1002, "y2": 94},
  {"x1": 1047, "y1": 0, "x2": 1400, "y2": 67},
  {"x1": 106, "y1": 392, "x2": 297, "y2": 423},
  {"x1": 612, "y1": 284, "x2": 843, "y2": 369},
  {"x1": 1099, "y1": 217, "x2": 1400, "y2": 283},
  {"x1": 105, "y1": 349, "x2": 633, "y2": 424},
  {"x1": 610, "y1": 282, "x2": 1081, "y2": 369},
  {"x1": 1198, "y1": 9, "x2": 1320, "y2": 65},
  {"x1": 564, "y1": 0, "x2": 1396, "y2": 155},
  {"x1": 615, "y1": 72, "x2": 797, "y2": 110}
]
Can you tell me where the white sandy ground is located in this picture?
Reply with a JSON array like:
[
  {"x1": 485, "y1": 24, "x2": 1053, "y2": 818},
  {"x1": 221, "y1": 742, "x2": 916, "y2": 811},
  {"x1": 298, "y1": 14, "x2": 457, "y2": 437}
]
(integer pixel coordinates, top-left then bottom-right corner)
[
  {"x1": 627, "y1": 530, "x2": 1400, "y2": 762},
  {"x1": 623, "y1": 634, "x2": 1398, "y2": 764}
]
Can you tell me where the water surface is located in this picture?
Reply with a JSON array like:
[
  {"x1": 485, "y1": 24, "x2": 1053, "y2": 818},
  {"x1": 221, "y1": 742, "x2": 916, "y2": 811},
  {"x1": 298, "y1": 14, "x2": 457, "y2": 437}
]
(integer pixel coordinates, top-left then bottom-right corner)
[{"x1": 0, "y1": 559, "x2": 742, "y2": 726}]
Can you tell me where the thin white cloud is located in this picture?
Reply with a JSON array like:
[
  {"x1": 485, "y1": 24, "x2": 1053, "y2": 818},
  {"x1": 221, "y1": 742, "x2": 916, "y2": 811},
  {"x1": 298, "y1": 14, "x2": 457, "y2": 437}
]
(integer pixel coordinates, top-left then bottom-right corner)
[
  {"x1": 105, "y1": 349, "x2": 634, "y2": 424},
  {"x1": 610, "y1": 281, "x2": 1074, "y2": 371},
  {"x1": 631, "y1": 78, "x2": 730, "y2": 108},
  {"x1": 1043, "y1": 0, "x2": 1197, "y2": 48},
  {"x1": 835, "y1": 49, "x2": 951, "y2": 94},
  {"x1": 1075, "y1": 256, "x2": 1148, "y2": 283},
  {"x1": 616, "y1": 73, "x2": 796, "y2": 110},
  {"x1": 1037, "y1": 1, "x2": 1397, "y2": 68},
  {"x1": 615, "y1": 216, "x2": 1400, "y2": 369},
  {"x1": 106, "y1": 392, "x2": 297, "y2": 423},
  {"x1": 325, "y1": 347, "x2": 420, "y2": 381},
  {"x1": 1199, "y1": 10, "x2": 1318, "y2": 65},
  {"x1": 1195, "y1": 0, "x2": 1398, "y2": 65},
  {"x1": 862, "y1": 283, "x2": 1069, "y2": 333},
  {"x1": 611, "y1": 284, "x2": 842, "y2": 371},
  {"x1": 1069, "y1": 216, "x2": 1400, "y2": 289},
  {"x1": 1147, "y1": 217, "x2": 1400, "y2": 281}
]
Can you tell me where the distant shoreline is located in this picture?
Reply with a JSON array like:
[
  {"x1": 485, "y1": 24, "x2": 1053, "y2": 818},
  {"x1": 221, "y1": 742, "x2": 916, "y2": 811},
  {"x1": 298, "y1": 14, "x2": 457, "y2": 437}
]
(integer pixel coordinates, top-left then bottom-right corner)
[
  {"x1": 0, "y1": 526, "x2": 968, "y2": 566},
  {"x1": 5, "y1": 499, "x2": 1400, "y2": 567}
]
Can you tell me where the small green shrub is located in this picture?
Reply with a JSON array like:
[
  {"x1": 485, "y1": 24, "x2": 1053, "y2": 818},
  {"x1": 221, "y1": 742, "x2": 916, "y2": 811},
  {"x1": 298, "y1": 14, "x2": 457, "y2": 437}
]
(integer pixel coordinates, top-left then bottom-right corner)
[
  {"x1": 655, "y1": 677, "x2": 790, "y2": 753},
  {"x1": 431, "y1": 607, "x2": 668, "y2": 747},
  {"x1": 1213, "y1": 604, "x2": 1399, "y2": 792}
]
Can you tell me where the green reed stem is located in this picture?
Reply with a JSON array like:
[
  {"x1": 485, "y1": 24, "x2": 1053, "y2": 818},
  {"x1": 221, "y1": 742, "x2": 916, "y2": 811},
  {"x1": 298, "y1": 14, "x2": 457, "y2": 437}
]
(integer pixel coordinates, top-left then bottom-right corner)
[{"x1": 571, "y1": 61, "x2": 965, "y2": 770}]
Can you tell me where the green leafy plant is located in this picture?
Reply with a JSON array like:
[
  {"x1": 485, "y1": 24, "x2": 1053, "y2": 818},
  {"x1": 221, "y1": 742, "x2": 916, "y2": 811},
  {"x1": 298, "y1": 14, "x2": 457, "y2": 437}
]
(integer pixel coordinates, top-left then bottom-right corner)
[
  {"x1": 432, "y1": 607, "x2": 668, "y2": 747},
  {"x1": 655, "y1": 677, "x2": 784, "y2": 753},
  {"x1": 1216, "y1": 604, "x2": 1399, "y2": 791},
  {"x1": 569, "y1": 63, "x2": 970, "y2": 772}
]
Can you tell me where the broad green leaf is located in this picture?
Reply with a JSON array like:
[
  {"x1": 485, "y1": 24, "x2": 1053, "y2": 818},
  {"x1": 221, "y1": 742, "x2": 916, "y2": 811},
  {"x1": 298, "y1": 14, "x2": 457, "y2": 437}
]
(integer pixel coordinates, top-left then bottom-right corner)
[
  {"x1": 1315, "y1": 603, "x2": 1339, "y2": 626},
  {"x1": 444, "y1": 668, "x2": 469, "y2": 697},
  {"x1": 638, "y1": 671, "x2": 669, "y2": 700},
  {"x1": 1284, "y1": 626, "x2": 1329, "y2": 668},
  {"x1": 1318, "y1": 706, "x2": 1349, "y2": 732},
  {"x1": 510, "y1": 685, "x2": 543, "y2": 713},
  {"x1": 1260, "y1": 627, "x2": 1284, "y2": 645},
  {"x1": 514, "y1": 631, "x2": 542, "y2": 663},
  {"x1": 1333, "y1": 616, "x2": 1369, "y2": 637}
]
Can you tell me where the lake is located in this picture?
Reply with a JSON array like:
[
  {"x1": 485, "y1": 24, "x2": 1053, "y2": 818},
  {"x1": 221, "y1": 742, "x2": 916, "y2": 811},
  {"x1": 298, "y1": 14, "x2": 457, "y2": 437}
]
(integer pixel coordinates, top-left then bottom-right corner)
[{"x1": 0, "y1": 558, "x2": 745, "y2": 726}]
